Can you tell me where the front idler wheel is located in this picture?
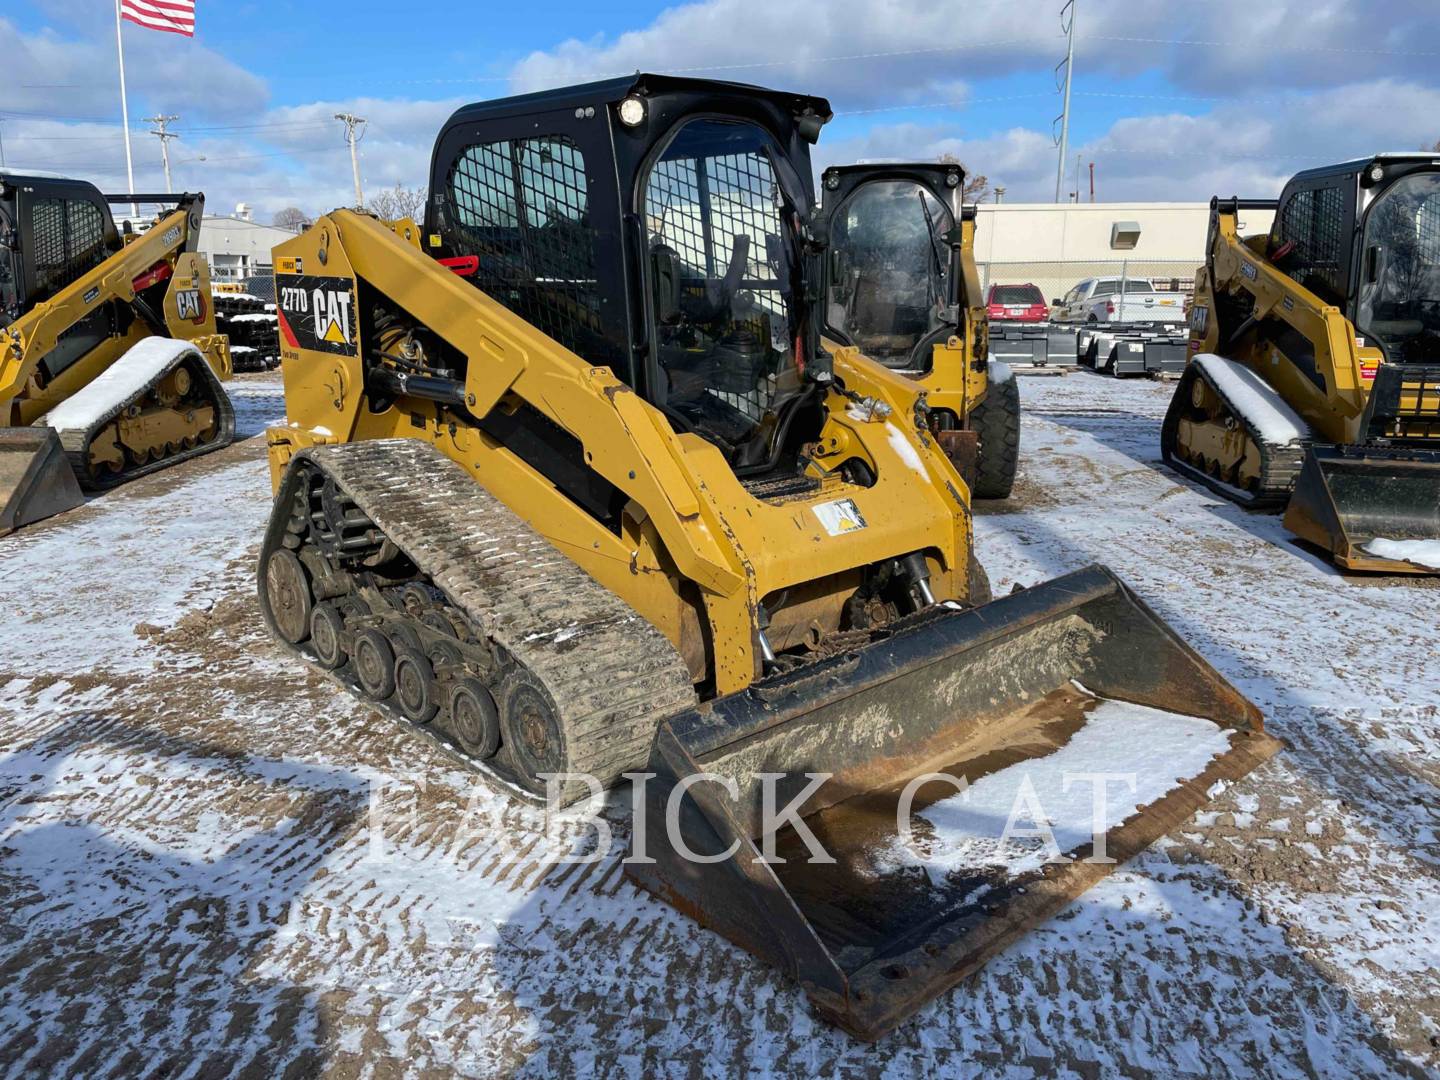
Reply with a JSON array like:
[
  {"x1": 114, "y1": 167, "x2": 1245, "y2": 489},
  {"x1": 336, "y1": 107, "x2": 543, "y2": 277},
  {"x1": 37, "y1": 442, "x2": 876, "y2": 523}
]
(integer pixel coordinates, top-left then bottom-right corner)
[
  {"x1": 394, "y1": 650, "x2": 440, "y2": 723},
  {"x1": 266, "y1": 549, "x2": 313, "y2": 644},
  {"x1": 353, "y1": 628, "x2": 397, "y2": 699},
  {"x1": 499, "y1": 670, "x2": 567, "y2": 793}
]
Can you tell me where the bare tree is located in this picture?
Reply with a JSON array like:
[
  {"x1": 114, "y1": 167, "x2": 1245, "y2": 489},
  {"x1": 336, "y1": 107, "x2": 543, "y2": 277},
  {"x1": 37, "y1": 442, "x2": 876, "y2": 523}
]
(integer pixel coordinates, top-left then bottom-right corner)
[
  {"x1": 368, "y1": 183, "x2": 428, "y2": 223},
  {"x1": 272, "y1": 207, "x2": 310, "y2": 232},
  {"x1": 938, "y1": 153, "x2": 991, "y2": 203}
]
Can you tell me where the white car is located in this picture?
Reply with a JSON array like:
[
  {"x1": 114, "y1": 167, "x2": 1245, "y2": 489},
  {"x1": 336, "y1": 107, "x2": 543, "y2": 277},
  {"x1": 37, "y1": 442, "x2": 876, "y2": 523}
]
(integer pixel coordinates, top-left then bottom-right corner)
[{"x1": 1052, "y1": 277, "x2": 1186, "y2": 326}]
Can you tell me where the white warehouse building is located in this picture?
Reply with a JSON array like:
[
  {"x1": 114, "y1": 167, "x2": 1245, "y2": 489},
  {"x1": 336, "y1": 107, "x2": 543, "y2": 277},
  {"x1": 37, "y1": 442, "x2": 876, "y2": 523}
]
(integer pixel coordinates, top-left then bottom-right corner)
[
  {"x1": 972, "y1": 202, "x2": 1276, "y2": 302},
  {"x1": 196, "y1": 209, "x2": 298, "y2": 286}
]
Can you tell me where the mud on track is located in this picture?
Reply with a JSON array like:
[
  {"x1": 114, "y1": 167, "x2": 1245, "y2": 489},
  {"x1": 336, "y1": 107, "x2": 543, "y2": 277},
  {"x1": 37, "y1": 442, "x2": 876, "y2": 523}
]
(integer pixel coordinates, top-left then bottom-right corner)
[{"x1": 0, "y1": 371, "x2": 1435, "y2": 1077}]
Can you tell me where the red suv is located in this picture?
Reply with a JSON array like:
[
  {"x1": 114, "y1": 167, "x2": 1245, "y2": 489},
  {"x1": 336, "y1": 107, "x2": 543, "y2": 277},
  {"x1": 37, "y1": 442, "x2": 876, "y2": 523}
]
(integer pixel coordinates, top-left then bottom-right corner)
[{"x1": 985, "y1": 283, "x2": 1049, "y2": 323}]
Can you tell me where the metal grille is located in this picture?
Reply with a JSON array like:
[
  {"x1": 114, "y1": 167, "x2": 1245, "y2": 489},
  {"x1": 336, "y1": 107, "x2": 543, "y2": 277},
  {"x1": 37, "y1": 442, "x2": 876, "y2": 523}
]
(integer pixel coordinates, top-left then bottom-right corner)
[
  {"x1": 30, "y1": 199, "x2": 67, "y2": 296},
  {"x1": 645, "y1": 145, "x2": 788, "y2": 421},
  {"x1": 646, "y1": 150, "x2": 785, "y2": 315},
  {"x1": 445, "y1": 135, "x2": 610, "y2": 363},
  {"x1": 29, "y1": 197, "x2": 108, "y2": 298},
  {"x1": 67, "y1": 200, "x2": 105, "y2": 268},
  {"x1": 1417, "y1": 198, "x2": 1440, "y2": 264},
  {"x1": 1278, "y1": 185, "x2": 1346, "y2": 299}
]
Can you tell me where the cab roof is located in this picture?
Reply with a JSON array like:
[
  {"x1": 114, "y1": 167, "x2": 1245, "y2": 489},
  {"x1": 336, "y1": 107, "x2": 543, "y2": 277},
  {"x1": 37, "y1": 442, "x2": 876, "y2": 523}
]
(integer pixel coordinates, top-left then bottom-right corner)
[{"x1": 439, "y1": 73, "x2": 832, "y2": 132}]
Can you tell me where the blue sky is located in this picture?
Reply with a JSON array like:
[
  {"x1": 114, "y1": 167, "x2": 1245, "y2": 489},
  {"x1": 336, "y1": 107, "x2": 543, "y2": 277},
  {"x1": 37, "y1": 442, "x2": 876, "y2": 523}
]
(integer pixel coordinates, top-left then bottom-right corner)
[{"x1": 4, "y1": 0, "x2": 1439, "y2": 220}]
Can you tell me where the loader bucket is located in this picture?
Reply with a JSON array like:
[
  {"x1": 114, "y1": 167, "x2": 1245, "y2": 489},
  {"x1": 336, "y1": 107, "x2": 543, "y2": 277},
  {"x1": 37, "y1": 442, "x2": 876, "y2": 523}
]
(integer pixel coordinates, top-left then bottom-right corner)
[
  {"x1": 1283, "y1": 444, "x2": 1440, "y2": 574},
  {"x1": 0, "y1": 427, "x2": 85, "y2": 536},
  {"x1": 626, "y1": 565, "x2": 1281, "y2": 1040}
]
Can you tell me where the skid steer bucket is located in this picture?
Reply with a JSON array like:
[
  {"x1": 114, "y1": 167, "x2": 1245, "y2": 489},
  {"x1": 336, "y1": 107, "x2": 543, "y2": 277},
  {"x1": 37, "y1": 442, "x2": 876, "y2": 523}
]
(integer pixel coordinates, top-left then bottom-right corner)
[
  {"x1": 627, "y1": 565, "x2": 1281, "y2": 1039},
  {"x1": 0, "y1": 427, "x2": 86, "y2": 536},
  {"x1": 1284, "y1": 445, "x2": 1440, "y2": 573}
]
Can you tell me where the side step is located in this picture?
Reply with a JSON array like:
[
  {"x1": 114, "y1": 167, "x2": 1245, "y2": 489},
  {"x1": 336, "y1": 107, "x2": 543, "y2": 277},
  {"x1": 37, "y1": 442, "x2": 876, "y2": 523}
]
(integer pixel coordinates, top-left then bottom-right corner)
[
  {"x1": 627, "y1": 564, "x2": 1281, "y2": 1039},
  {"x1": 0, "y1": 427, "x2": 85, "y2": 535}
]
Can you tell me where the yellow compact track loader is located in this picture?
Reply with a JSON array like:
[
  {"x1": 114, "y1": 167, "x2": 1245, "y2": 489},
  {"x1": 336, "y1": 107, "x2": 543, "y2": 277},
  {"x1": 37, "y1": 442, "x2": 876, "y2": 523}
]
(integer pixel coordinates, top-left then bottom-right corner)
[
  {"x1": 258, "y1": 75, "x2": 1279, "y2": 1038},
  {"x1": 1162, "y1": 155, "x2": 1440, "y2": 573},
  {"x1": 818, "y1": 162, "x2": 1019, "y2": 498},
  {"x1": 0, "y1": 175, "x2": 234, "y2": 534}
]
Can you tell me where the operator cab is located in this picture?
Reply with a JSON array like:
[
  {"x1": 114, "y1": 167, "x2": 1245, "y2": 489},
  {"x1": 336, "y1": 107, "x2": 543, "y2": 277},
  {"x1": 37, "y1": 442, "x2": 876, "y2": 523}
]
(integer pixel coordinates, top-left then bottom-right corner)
[
  {"x1": 0, "y1": 172, "x2": 120, "y2": 325},
  {"x1": 425, "y1": 74, "x2": 833, "y2": 479},
  {"x1": 817, "y1": 163, "x2": 969, "y2": 373},
  {"x1": 1270, "y1": 153, "x2": 1440, "y2": 365}
]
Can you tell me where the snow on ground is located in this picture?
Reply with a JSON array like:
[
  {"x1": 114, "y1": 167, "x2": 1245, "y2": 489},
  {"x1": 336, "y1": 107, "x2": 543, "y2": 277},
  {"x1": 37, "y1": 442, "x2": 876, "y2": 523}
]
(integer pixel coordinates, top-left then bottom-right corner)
[{"x1": 0, "y1": 370, "x2": 1436, "y2": 1078}]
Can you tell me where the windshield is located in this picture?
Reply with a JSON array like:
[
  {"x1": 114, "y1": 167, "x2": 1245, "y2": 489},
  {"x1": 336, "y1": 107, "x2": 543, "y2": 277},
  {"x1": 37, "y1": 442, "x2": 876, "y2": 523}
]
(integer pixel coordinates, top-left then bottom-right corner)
[
  {"x1": 642, "y1": 118, "x2": 810, "y2": 469},
  {"x1": 991, "y1": 285, "x2": 1042, "y2": 306},
  {"x1": 825, "y1": 180, "x2": 952, "y2": 369},
  {"x1": 1357, "y1": 172, "x2": 1440, "y2": 362}
]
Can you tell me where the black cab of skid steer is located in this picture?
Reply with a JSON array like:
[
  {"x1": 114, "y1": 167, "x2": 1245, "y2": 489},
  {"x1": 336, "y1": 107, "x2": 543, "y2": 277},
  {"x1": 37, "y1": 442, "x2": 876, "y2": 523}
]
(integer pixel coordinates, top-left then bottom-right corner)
[
  {"x1": 423, "y1": 74, "x2": 837, "y2": 474},
  {"x1": 1268, "y1": 153, "x2": 1440, "y2": 366},
  {"x1": 0, "y1": 173, "x2": 120, "y2": 324},
  {"x1": 816, "y1": 162, "x2": 974, "y2": 373}
]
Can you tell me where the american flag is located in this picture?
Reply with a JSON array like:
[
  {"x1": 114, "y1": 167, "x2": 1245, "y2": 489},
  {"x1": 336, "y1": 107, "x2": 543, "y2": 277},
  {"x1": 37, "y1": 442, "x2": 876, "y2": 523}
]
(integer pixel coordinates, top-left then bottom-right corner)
[{"x1": 119, "y1": 0, "x2": 196, "y2": 37}]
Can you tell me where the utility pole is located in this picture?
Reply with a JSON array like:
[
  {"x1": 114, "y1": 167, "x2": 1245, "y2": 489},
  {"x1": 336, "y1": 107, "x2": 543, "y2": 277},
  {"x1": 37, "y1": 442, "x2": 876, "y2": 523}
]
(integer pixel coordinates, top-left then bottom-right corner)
[
  {"x1": 1053, "y1": 0, "x2": 1077, "y2": 203},
  {"x1": 145, "y1": 114, "x2": 180, "y2": 193},
  {"x1": 335, "y1": 113, "x2": 367, "y2": 209}
]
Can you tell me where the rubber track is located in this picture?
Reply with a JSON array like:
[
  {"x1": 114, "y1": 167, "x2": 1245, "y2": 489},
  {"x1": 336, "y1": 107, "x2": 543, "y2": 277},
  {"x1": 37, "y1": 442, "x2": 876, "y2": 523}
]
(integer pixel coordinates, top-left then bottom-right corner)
[
  {"x1": 274, "y1": 439, "x2": 698, "y2": 792},
  {"x1": 54, "y1": 345, "x2": 236, "y2": 490},
  {"x1": 1160, "y1": 362, "x2": 1308, "y2": 508}
]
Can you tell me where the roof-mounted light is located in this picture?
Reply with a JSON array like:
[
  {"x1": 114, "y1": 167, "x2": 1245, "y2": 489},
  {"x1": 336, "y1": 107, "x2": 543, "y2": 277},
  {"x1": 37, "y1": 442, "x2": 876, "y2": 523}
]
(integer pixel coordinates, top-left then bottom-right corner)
[{"x1": 618, "y1": 96, "x2": 647, "y2": 127}]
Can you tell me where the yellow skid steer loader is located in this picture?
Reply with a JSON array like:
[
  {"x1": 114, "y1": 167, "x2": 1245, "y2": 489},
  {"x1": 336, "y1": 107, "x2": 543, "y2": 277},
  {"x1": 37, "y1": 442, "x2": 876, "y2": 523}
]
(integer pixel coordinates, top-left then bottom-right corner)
[
  {"x1": 258, "y1": 75, "x2": 1279, "y2": 1038},
  {"x1": 818, "y1": 162, "x2": 1019, "y2": 498},
  {"x1": 0, "y1": 175, "x2": 234, "y2": 534},
  {"x1": 1162, "y1": 155, "x2": 1440, "y2": 573}
]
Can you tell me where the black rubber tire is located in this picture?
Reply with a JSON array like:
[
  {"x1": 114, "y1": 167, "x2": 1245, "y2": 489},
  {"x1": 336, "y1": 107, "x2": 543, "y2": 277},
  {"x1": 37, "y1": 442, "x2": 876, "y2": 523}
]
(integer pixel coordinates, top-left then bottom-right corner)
[
  {"x1": 353, "y1": 629, "x2": 396, "y2": 700},
  {"x1": 445, "y1": 678, "x2": 501, "y2": 760},
  {"x1": 394, "y1": 650, "x2": 440, "y2": 723},
  {"x1": 499, "y1": 668, "x2": 568, "y2": 795},
  {"x1": 309, "y1": 602, "x2": 348, "y2": 670},
  {"x1": 970, "y1": 363, "x2": 1021, "y2": 499},
  {"x1": 265, "y1": 549, "x2": 312, "y2": 644}
]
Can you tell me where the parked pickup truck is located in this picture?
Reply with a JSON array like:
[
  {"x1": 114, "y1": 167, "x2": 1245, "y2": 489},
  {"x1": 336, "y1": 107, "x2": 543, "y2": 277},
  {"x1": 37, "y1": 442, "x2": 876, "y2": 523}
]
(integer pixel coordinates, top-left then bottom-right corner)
[{"x1": 1051, "y1": 277, "x2": 1186, "y2": 325}]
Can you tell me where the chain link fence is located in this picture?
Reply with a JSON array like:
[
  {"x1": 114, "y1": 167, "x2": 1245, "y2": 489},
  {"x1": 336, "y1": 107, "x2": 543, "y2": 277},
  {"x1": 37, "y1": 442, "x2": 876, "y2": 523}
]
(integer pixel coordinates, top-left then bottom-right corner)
[{"x1": 977, "y1": 259, "x2": 1202, "y2": 306}]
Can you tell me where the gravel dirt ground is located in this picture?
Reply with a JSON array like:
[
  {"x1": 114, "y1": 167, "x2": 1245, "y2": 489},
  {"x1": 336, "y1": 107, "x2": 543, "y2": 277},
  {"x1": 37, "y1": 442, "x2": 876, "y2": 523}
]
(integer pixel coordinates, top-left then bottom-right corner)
[{"x1": 0, "y1": 370, "x2": 1435, "y2": 1078}]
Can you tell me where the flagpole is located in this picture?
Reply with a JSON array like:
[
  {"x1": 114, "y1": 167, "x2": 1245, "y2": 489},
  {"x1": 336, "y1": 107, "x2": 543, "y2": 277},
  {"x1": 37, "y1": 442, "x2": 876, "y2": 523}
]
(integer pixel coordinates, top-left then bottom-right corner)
[{"x1": 114, "y1": 0, "x2": 137, "y2": 218}]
